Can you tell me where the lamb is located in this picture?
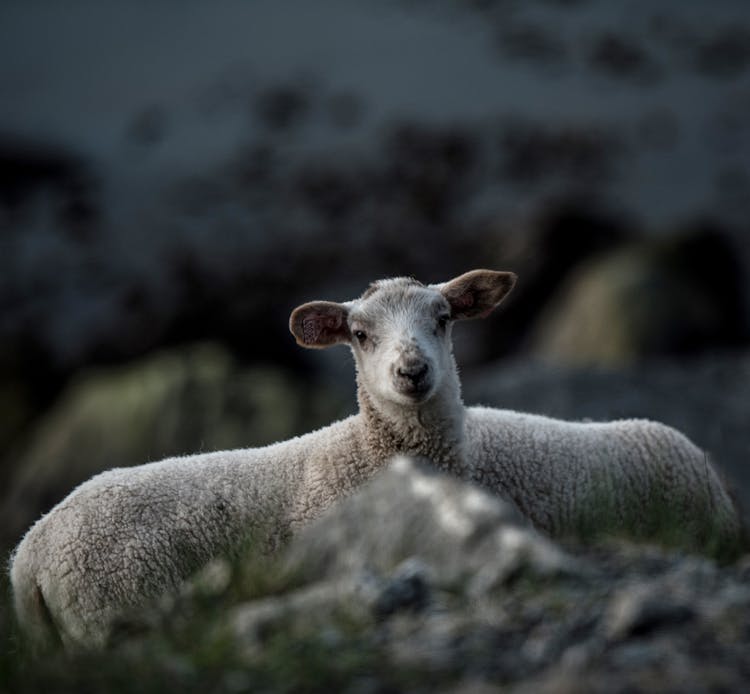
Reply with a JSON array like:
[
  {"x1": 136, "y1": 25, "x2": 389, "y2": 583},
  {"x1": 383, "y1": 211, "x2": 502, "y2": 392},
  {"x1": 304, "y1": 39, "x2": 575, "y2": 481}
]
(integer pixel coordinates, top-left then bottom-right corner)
[
  {"x1": 290, "y1": 269, "x2": 740, "y2": 549},
  {"x1": 10, "y1": 269, "x2": 741, "y2": 651},
  {"x1": 8, "y1": 269, "x2": 506, "y2": 651},
  {"x1": 334, "y1": 271, "x2": 739, "y2": 546}
]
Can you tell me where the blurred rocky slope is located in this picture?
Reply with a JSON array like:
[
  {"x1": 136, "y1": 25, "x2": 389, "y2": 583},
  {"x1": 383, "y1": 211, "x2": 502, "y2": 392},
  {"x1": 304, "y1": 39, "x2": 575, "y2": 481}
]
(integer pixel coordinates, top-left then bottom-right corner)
[{"x1": 4, "y1": 460, "x2": 749, "y2": 692}]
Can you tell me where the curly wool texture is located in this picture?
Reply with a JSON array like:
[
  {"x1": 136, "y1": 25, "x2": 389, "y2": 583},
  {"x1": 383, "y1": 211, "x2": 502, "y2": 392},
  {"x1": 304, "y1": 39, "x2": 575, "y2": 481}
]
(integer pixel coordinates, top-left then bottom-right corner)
[
  {"x1": 462, "y1": 408, "x2": 739, "y2": 542},
  {"x1": 9, "y1": 393, "x2": 464, "y2": 651},
  {"x1": 9, "y1": 270, "x2": 742, "y2": 651}
]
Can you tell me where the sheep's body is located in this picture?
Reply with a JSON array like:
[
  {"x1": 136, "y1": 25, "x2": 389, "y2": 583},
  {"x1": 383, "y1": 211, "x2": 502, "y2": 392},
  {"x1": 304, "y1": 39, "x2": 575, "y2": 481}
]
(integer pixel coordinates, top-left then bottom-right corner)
[
  {"x1": 10, "y1": 415, "x2": 385, "y2": 649},
  {"x1": 11, "y1": 377, "x2": 467, "y2": 651},
  {"x1": 10, "y1": 269, "x2": 742, "y2": 651},
  {"x1": 462, "y1": 407, "x2": 739, "y2": 542}
]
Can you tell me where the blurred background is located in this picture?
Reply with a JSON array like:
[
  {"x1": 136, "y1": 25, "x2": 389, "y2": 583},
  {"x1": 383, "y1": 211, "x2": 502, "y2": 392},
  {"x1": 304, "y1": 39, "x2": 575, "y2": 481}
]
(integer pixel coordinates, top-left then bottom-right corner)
[{"x1": 1, "y1": 0, "x2": 750, "y2": 550}]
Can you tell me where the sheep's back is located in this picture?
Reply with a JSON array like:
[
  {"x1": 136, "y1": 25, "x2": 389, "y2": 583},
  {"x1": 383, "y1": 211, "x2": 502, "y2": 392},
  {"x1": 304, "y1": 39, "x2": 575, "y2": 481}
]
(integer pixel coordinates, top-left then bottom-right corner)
[{"x1": 463, "y1": 407, "x2": 739, "y2": 544}]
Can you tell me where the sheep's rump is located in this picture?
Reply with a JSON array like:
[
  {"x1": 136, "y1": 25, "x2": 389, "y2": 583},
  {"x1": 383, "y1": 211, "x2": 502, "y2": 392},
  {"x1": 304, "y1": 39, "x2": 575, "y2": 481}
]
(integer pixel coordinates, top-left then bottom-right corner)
[{"x1": 463, "y1": 407, "x2": 739, "y2": 547}]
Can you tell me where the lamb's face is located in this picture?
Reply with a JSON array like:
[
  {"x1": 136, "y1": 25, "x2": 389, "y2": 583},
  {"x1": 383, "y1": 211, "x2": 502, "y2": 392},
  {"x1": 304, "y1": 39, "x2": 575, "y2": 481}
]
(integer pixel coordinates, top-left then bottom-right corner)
[
  {"x1": 348, "y1": 280, "x2": 454, "y2": 406},
  {"x1": 290, "y1": 269, "x2": 517, "y2": 408}
]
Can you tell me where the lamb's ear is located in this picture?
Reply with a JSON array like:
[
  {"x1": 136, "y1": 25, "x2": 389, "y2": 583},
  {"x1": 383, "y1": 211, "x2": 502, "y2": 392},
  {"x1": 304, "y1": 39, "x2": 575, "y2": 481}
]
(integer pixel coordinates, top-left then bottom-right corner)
[
  {"x1": 289, "y1": 301, "x2": 351, "y2": 348},
  {"x1": 438, "y1": 269, "x2": 517, "y2": 320}
]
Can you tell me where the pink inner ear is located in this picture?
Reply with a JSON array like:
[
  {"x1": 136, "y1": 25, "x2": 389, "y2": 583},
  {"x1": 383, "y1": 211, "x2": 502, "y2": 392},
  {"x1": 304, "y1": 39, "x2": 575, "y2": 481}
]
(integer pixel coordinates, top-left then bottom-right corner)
[
  {"x1": 453, "y1": 292, "x2": 474, "y2": 309},
  {"x1": 301, "y1": 313, "x2": 342, "y2": 344},
  {"x1": 302, "y1": 317, "x2": 322, "y2": 344}
]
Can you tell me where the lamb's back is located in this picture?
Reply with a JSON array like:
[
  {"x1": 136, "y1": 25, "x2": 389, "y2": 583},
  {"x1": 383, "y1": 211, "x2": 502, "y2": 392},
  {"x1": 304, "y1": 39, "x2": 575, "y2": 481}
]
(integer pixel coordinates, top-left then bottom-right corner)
[{"x1": 462, "y1": 406, "x2": 738, "y2": 539}]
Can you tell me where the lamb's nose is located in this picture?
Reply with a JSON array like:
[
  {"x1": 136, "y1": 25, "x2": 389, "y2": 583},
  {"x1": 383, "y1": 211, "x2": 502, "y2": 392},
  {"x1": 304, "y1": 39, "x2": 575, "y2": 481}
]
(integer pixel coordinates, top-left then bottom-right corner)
[{"x1": 397, "y1": 363, "x2": 429, "y2": 383}]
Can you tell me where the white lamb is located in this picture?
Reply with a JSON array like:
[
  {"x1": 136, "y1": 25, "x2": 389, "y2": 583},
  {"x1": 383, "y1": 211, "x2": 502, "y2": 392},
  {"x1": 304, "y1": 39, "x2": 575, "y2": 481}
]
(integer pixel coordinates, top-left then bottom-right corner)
[{"x1": 9, "y1": 269, "x2": 741, "y2": 651}]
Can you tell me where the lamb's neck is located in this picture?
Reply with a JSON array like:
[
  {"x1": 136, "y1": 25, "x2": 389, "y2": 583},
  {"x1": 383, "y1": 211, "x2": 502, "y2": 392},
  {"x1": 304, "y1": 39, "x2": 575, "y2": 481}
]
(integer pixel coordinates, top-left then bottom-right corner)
[{"x1": 356, "y1": 377, "x2": 465, "y2": 472}]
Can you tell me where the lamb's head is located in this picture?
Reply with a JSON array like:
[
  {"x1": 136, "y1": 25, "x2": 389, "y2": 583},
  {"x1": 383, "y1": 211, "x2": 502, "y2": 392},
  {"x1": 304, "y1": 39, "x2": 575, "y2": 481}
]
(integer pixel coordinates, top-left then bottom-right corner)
[{"x1": 290, "y1": 269, "x2": 516, "y2": 408}]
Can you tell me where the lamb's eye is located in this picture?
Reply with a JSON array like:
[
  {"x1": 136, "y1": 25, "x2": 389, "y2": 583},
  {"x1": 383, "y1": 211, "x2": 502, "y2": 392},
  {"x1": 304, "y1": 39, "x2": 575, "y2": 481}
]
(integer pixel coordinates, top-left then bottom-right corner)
[
  {"x1": 437, "y1": 315, "x2": 449, "y2": 330},
  {"x1": 354, "y1": 330, "x2": 367, "y2": 344}
]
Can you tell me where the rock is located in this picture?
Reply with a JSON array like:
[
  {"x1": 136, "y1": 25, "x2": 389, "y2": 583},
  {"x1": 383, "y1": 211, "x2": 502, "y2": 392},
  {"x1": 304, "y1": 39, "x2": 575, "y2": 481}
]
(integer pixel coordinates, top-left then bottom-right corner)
[
  {"x1": 467, "y1": 523, "x2": 582, "y2": 597},
  {"x1": 508, "y1": 544, "x2": 750, "y2": 694},
  {"x1": 372, "y1": 558, "x2": 432, "y2": 619},
  {"x1": 7, "y1": 452, "x2": 750, "y2": 691},
  {"x1": 229, "y1": 577, "x2": 370, "y2": 659},
  {"x1": 285, "y1": 457, "x2": 579, "y2": 592},
  {"x1": 231, "y1": 559, "x2": 434, "y2": 658},
  {"x1": 529, "y1": 227, "x2": 746, "y2": 366},
  {"x1": 604, "y1": 582, "x2": 696, "y2": 640}
]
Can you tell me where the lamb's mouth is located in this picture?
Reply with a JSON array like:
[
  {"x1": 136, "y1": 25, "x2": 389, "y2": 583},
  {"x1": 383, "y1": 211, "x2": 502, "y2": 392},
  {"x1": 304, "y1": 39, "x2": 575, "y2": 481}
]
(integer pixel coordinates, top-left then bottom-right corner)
[{"x1": 392, "y1": 377, "x2": 433, "y2": 402}]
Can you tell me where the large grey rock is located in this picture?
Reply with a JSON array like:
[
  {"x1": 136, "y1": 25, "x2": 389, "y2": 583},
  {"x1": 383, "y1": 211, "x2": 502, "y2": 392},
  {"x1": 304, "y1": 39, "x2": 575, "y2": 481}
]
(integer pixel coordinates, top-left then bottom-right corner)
[
  {"x1": 302, "y1": 462, "x2": 750, "y2": 691},
  {"x1": 285, "y1": 456, "x2": 579, "y2": 591},
  {"x1": 225, "y1": 458, "x2": 582, "y2": 663}
]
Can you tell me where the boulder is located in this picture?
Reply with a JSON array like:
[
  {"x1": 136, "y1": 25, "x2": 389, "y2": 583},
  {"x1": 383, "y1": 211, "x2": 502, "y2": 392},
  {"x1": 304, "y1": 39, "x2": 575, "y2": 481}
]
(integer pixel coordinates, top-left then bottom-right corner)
[
  {"x1": 228, "y1": 457, "x2": 582, "y2": 666},
  {"x1": 529, "y1": 227, "x2": 746, "y2": 365},
  {"x1": 223, "y1": 460, "x2": 750, "y2": 690},
  {"x1": 285, "y1": 457, "x2": 578, "y2": 591}
]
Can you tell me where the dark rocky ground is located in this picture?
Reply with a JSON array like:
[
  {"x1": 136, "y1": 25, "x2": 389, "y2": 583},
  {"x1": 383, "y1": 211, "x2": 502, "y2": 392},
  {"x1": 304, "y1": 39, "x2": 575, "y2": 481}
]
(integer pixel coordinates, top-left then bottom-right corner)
[{"x1": 2, "y1": 460, "x2": 749, "y2": 693}]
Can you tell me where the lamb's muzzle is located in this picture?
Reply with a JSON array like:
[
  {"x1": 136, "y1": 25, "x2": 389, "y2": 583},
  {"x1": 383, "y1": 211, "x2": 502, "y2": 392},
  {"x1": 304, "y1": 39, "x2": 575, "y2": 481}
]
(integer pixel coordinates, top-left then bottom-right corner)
[{"x1": 393, "y1": 356, "x2": 431, "y2": 398}]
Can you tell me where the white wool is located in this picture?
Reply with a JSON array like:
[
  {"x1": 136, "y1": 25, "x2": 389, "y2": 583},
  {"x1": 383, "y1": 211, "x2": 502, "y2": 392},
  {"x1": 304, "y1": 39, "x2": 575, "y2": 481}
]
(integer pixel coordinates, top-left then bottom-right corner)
[{"x1": 9, "y1": 269, "x2": 740, "y2": 651}]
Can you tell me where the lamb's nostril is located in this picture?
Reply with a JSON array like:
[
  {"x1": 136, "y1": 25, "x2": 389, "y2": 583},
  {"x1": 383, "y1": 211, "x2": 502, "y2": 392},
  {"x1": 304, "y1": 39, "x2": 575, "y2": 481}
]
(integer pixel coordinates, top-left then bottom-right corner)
[{"x1": 397, "y1": 363, "x2": 429, "y2": 382}]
